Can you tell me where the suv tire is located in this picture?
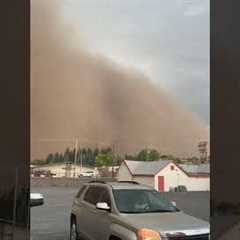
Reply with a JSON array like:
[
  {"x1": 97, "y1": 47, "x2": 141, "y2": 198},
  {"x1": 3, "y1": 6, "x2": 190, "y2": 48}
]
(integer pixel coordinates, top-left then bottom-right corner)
[{"x1": 70, "y1": 217, "x2": 79, "y2": 240}]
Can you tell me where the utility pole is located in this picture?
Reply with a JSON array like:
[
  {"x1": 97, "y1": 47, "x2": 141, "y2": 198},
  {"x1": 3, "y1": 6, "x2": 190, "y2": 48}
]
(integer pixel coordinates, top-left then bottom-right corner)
[
  {"x1": 112, "y1": 142, "x2": 116, "y2": 178},
  {"x1": 111, "y1": 143, "x2": 114, "y2": 178},
  {"x1": 80, "y1": 147, "x2": 83, "y2": 174},
  {"x1": 73, "y1": 138, "x2": 78, "y2": 178}
]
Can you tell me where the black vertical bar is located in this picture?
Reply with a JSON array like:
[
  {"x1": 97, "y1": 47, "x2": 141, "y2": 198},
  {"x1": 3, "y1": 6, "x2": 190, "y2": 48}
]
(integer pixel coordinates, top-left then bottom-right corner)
[
  {"x1": 0, "y1": 0, "x2": 30, "y2": 239},
  {"x1": 211, "y1": 0, "x2": 240, "y2": 238}
]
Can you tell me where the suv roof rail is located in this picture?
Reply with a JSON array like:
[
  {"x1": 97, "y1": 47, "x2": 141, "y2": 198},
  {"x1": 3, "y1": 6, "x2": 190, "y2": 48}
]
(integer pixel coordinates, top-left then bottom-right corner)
[
  {"x1": 118, "y1": 181, "x2": 139, "y2": 184},
  {"x1": 88, "y1": 180, "x2": 106, "y2": 184}
]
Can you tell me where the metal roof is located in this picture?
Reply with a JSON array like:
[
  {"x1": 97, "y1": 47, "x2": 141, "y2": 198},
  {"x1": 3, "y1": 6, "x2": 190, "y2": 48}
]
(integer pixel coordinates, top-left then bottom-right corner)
[
  {"x1": 124, "y1": 160, "x2": 171, "y2": 176},
  {"x1": 123, "y1": 160, "x2": 209, "y2": 177},
  {"x1": 179, "y1": 164, "x2": 210, "y2": 174}
]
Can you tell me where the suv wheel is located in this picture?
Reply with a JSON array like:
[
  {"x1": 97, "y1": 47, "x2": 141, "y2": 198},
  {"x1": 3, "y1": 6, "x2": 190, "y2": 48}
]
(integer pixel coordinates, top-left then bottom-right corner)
[{"x1": 70, "y1": 217, "x2": 79, "y2": 240}]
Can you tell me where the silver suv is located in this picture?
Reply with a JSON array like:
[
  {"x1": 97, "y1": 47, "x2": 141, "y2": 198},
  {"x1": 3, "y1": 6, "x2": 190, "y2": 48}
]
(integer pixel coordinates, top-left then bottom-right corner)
[{"x1": 70, "y1": 181, "x2": 209, "y2": 240}]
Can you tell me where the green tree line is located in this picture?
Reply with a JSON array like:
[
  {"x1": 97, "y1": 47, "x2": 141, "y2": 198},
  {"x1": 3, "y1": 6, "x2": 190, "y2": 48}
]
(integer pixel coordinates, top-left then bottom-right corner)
[
  {"x1": 32, "y1": 147, "x2": 200, "y2": 167},
  {"x1": 32, "y1": 147, "x2": 113, "y2": 167}
]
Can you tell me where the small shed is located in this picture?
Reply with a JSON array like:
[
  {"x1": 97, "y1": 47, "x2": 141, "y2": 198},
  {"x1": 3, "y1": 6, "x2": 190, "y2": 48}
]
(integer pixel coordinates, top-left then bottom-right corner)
[{"x1": 117, "y1": 160, "x2": 209, "y2": 192}]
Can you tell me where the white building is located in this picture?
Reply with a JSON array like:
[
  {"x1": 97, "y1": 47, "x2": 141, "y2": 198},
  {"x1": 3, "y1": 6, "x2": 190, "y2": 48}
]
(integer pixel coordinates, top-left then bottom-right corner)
[
  {"x1": 33, "y1": 164, "x2": 98, "y2": 178},
  {"x1": 117, "y1": 160, "x2": 209, "y2": 192}
]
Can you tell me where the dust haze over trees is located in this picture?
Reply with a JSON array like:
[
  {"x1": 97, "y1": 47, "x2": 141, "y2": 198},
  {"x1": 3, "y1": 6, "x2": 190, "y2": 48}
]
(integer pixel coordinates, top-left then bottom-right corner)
[
  {"x1": 31, "y1": 0, "x2": 208, "y2": 161},
  {"x1": 32, "y1": 147, "x2": 199, "y2": 167}
]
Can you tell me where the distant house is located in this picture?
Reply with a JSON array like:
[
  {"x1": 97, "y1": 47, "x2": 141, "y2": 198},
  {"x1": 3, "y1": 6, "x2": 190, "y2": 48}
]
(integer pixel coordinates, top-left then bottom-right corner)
[
  {"x1": 33, "y1": 164, "x2": 98, "y2": 178},
  {"x1": 117, "y1": 160, "x2": 209, "y2": 192}
]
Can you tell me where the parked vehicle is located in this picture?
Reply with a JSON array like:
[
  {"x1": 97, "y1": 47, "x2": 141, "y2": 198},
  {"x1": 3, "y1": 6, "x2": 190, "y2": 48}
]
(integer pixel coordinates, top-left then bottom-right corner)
[
  {"x1": 170, "y1": 185, "x2": 188, "y2": 192},
  {"x1": 32, "y1": 170, "x2": 54, "y2": 178},
  {"x1": 79, "y1": 171, "x2": 96, "y2": 178},
  {"x1": 30, "y1": 193, "x2": 44, "y2": 207},
  {"x1": 70, "y1": 181, "x2": 209, "y2": 240},
  {"x1": 176, "y1": 185, "x2": 187, "y2": 192}
]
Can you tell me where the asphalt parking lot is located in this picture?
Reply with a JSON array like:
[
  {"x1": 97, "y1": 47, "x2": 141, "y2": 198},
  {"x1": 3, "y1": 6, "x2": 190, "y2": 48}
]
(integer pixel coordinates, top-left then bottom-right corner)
[
  {"x1": 31, "y1": 187, "x2": 76, "y2": 240},
  {"x1": 31, "y1": 187, "x2": 210, "y2": 240}
]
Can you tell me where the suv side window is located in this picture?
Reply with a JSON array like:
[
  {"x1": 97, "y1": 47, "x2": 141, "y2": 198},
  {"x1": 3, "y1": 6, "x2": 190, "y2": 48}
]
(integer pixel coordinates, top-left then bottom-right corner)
[
  {"x1": 83, "y1": 186, "x2": 102, "y2": 205},
  {"x1": 76, "y1": 185, "x2": 87, "y2": 198},
  {"x1": 99, "y1": 189, "x2": 111, "y2": 207}
]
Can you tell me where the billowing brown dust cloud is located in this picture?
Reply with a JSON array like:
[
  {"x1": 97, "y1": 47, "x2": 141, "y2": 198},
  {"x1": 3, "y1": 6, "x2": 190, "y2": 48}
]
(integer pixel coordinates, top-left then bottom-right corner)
[{"x1": 31, "y1": 0, "x2": 208, "y2": 160}]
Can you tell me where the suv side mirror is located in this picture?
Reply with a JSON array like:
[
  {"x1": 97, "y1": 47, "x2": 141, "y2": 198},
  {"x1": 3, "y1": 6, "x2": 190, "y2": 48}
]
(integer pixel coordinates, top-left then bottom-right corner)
[
  {"x1": 30, "y1": 193, "x2": 44, "y2": 207},
  {"x1": 171, "y1": 201, "x2": 177, "y2": 207},
  {"x1": 96, "y1": 202, "x2": 110, "y2": 211}
]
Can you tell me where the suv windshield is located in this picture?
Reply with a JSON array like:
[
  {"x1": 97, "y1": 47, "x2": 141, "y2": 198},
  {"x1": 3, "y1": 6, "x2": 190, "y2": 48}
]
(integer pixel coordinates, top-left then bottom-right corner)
[{"x1": 113, "y1": 189, "x2": 178, "y2": 214}]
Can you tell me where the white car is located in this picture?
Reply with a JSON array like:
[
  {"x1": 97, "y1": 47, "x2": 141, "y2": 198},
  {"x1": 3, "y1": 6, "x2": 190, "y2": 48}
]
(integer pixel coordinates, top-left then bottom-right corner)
[
  {"x1": 79, "y1": 171, "x2": 96, "y2": 177},
  {"x1": 30, "y1": 193, "x2": 44, "y2": 207}
]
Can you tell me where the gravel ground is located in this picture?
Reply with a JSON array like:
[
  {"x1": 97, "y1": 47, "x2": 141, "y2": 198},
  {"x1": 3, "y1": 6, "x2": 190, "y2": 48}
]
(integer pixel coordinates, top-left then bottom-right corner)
[{"x1": 31, "y1": 187, "x2": 210, "y2": 240}]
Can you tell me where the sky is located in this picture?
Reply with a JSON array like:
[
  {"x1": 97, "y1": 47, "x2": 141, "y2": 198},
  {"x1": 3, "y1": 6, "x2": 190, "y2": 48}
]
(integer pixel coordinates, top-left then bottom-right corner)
[{"x1": 61, "y1": 0, "x2": 209, "y2": 125}]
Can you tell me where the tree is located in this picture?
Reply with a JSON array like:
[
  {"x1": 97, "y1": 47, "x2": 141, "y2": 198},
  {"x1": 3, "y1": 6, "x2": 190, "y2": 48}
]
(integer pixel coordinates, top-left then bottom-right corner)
[
  {"x1": 148, "y1": 149, "x2": 161, "y2": 161},
  {"x1": 136, "y1": 148, "x2": 160, "y2": 161},
  {"x1": 53, "y1": 152, "x2": 60, "y2": 163},
  {"x1": 185, "y1": 156, "x2": 199, "y2": 164},
  {"x1": 115, "y1": 155, "x2": 123, "y2": 166},
  {"x1": 76, "y1": 148, "x2": 81, "y2": 164},
  {"x1": 125, "y1": 154, "x2": 136, "y2": 160},
  {"x1": 64, "y1": 148, "x2": 71, "y2": 163},
  {"x1": 68, "y1": 148, "x2": 77, "y2": 163},
  {"x1": 101, "y1": 147, "x2": 112, "y2": 154},
  {"x1": 81, "y1": 148, "x2": 87, "y2": 165},
  {"x1": 46, "y1": 153, "x2": 54, "y2": 164},
  {"x1": 59, "y1": 153, "x2": 64, "y2": 163},
  {"x1": 96, "y1": 153, "x2": 113, "y2": 167},
  {"x1": 86, "y1": 148, "x2": 94, "y2": 166},
  {"x1": 136, "y1": 149, "x2": 149, "y2": 161},
  {"x1": 93, "y1": 148, "x2": 99, "y2": 158},
  {"x1": 174, "y1": 158, "x2": 182, "y2": 164},
  {"x1": 160, "y1": 154, "x2": 178, "y2": 161},
  {"x1": 32, "y1": 159, "x2": 46, "y2": 165}
]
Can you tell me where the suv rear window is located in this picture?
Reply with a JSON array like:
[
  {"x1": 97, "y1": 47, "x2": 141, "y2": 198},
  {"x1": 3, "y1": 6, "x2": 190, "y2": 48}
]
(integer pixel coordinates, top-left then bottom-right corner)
[{"x1": 83, "y1": 186, "x2": 103, "y2": 205}]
